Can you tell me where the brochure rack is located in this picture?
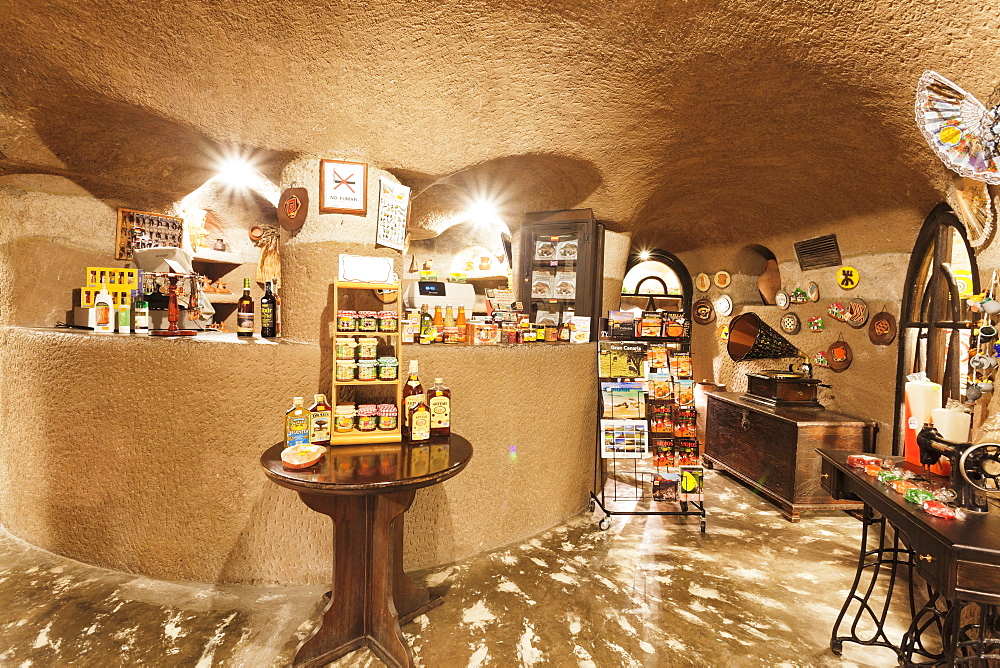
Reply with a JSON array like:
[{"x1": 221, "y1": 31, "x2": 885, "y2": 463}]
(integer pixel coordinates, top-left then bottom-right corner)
[{"x1": 590, "y1": 321, "x2": 707, "y2": 532}]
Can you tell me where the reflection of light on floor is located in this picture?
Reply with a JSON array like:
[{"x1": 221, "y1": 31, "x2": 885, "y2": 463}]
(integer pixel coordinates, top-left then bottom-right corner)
[{"x1": 509, "y1": 445, "x2": 518, "y2": 461}]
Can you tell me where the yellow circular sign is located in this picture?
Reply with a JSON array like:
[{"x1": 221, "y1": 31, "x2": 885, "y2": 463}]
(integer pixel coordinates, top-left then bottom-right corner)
[{"x1": 837, "y1": 266, "x2": 860, "y2": 290}]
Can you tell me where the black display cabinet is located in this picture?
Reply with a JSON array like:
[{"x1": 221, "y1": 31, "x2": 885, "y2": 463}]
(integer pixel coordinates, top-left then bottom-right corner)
[{"x1": 518, "y1": 209, "x2": 604, "y2": 337}]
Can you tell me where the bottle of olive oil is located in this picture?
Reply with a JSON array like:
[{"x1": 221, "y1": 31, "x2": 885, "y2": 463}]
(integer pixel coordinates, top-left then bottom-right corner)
[
  {"x1": 309, "y1": 394, "x2": 332, "y2": 444},
  {"x1": 285, "y1": 397, "x2": 310, "y2": 447}
]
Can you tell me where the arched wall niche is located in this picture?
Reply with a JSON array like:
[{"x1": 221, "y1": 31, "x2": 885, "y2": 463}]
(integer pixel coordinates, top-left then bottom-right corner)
[{"x1": 730, "y1": 244, "x2": 780, "y2": 306}]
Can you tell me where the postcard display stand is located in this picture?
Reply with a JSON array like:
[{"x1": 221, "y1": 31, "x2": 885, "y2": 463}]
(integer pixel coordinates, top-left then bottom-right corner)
[{"x1": 591, "y1": 322, "x2": 707, "y2": 532}]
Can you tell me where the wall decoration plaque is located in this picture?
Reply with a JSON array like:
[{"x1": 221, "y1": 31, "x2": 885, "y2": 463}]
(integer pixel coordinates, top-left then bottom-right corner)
[
  {"x1": 837, "y1": 266, "x2": 860, "y2": 290},
  {"x1": 807, "y1": 281, "x2": 820, "y2": 302},
  {"x1": 790, "y1": 287, "x2": 808, "y2": 304},
  {"x1": 812, "y1": 351, "x2": 830, "y2": 368},
  {"x1": 718, "y1": 324, "x2": 730, "y2": 340},
  {"x1": 845, "y1": 298, "x2": 869, "y2": 329},
  {"x1": 115, "y1": 208, "x2": 185, "y2": 260},
  {"x1": 828, "y1": 339, "x2": 853, "y2": 372},
  {"x1": 808, "y1": 316, "x2": 825, "y2": 332},
  {"x1": 277, "y1": 188, "x2": 309, "y2": 231},
  {"x1": 320, "y1": 159, "x2": 368, "y2": 215},
  {"x1": 695, "y1": 273, "x2": 711, "y2": 292},
  {"x1": 827, "y1": 302, "x2": 846, "y2": 322},
  {"x1": 714, "y1": 294, "x2": 733, "y2": 317},
  {"x1": 775, "y1": 290, "x2": 790, "y2": 310},
  {"x1": 693, "y1": 299, "x2": 715, "y2": 325},
  {"x1": 375, "y1": 179, "x2": 410, "y2": 251},
  {"x1": 780, "y1": 312, "x2": 800, "y2": 335},
  {"x1": 869, "y1": 310, "x2": 898, "y2": 345},
  {"x1": 713, "y1": 271, "x2": 732, "y2": 289}
]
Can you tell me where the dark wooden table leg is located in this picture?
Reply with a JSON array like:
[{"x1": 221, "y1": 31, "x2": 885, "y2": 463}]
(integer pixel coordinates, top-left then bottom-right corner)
[{"x1": 391, "y1": 492, "x2": 444, "y2": 624}]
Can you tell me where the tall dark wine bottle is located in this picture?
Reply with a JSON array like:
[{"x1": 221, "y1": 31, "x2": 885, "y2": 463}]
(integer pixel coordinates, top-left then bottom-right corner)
[
  {"x1": 260, "y1": 281, "x2": 277, "y2": 338},
  {"x1": 237, "y1": 278, "x2": 254, "y2": 337}
]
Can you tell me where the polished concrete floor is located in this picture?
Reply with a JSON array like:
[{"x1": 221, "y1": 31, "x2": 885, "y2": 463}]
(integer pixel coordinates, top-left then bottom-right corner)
[{"x1": 0, "y1": 471, "x2": 907, "y2": 667}]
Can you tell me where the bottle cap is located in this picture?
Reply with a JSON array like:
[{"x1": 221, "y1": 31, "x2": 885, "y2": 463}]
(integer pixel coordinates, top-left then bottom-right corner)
[
  {"x1": 435, "y1": 378, "x2": 443, "y2": 383},
  {"x1": 409, "y1": 360, "x2": 418, "y2": 372},
  {"x1": 244, "y1": 278, "x2": 251, "y2": 288},
  {"x1": 314, "y1": 394, "x2": 326, "y2": 402},
  {"x1": 292, "y1": 396, "x2": 303, "y2": 405}
]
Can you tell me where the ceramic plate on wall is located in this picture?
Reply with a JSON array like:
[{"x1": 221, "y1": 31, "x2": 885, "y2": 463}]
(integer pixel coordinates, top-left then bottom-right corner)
[
  {"x1": 715, "y1": 294, "x2": 733, "y2": 316},
  {"x1": 837, "y1": 266, "x2": 860, "y2": 290},
  {"x1": 775, "y1": 290, "x2": 790, "y2": 310},
  {"x1": 714, "y1": 271, "x2": 732, "y2": 289},
  {"x1": 869, "y1": 310, "x2": 897, "y2": 345},
  {"x1": 693, "y1": 299, "x2": 715, "y2": 324},
  {"x1": 780, "y1": 312, "x2": 800, "y2": 334},
  {"x1": 828, "y1": 340, "x2": 853, "y2": 372},
  {"x1": 695, "y1": 273, "x2": 711, "y2": 292},
  {"x1": 807, "y1": 281, "x2": 820, "y2": 302},
  {"x1": 845, "y1": 298, "x2": 869, "y2": 328}
]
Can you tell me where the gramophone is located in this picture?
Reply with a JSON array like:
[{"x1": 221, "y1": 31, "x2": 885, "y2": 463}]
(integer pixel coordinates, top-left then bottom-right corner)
[
  {"x1": 916, "y1": 425, "x2": 1000, "y2": 513},
  {"x1": 727, "y1": 312, "x2": 827, "y2": 408}
]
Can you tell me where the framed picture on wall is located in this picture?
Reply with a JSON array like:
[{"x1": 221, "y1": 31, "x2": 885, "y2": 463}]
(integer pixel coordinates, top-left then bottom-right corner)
[{"x1": 320, "y1": 159, "x2": 368, "y2": 215}]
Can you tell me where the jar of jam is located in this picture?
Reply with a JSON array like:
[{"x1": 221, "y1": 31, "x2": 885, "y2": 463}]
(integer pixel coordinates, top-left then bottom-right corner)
[
  {"x1": 377, "y1": 310, "x2": 398, "y2": 332},
  {"x1": 337, "y1": 310, "x2": 358, "y2": 332},
  {"x1": 334, "y1": 404, "x2": 355, "y2": 432},
  {"x1": 357, "y1": 404, "x2": 378, "y2": 431},
  {"x1": 335, "y1": 360, "x2": 357, "y2": 381},
  {"x1": 378, "y1": 356, "x2": 398, "y2": 381},
  {"x1": 545, "y1": 325, "x2": 559, "y2": 342},
  {"x1": 357, "y1": 360, "x2": 378, "y2": 381},
  {"x1": 358, "y1": 311, "x2": 378, "y2": 332},
  {"x1": 357, "y1": 337, "x2": 380, "y2": 360},
  {"x1": 378, "y1": 404, "x2": 398, "y2": 431},
  {"x1": 335, "y1": 337, "x2": 357, "y2": 360}
]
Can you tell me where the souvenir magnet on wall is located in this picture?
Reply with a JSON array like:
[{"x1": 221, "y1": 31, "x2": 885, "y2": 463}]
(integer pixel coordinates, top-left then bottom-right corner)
[
  {"x1": 715, "y1": 294, "x2": 733, "y2": 317},
  {"x1": 718, "y1": 324, "x2": 730, "y2": 340},
  {"x1": 775, "y1": 290, "x2": 790, "y2": 310},
  {"x1": 790, "y1": 287, "x2": 808, "y2": 304},
  {"x1": 780, "y1": 312, "x2": 800, "y2": 334},
  {"x1": 837, "y1": 266, "x2": 860, "y2": 290},
  {"x1": 828, "y1": 339, "x2": 853, "y2": 372},
  {"x1": 827, "y1": 302, "x2": 846, "y2": 322},
  {"x1": 695, "y1": 273, "x2": 711, "y2": 292},
  {"x1": 277, "y1": 187, "x2": 309, "y2": 231},
  {"x1": 714, "y1": 271, "x2": 732, "y2": 289},
  {"x1": 807, "y1": 281, "x2": 820, "y2": 302},
  {"x1": 845, "y1": 298, "x2": 869, "y2": 329},
  {"x1": 812, "y1": 351, "x2": 830, "y2": 368},
  {"x1": 693, "y1": 299, "x2": 715, "y2": 324},
  {"x1": 808, "y1": 316, "x2": 825, "y2": 332},
  {"x1": 868, "y1": 310, "x2": 897, "y2": 345}
]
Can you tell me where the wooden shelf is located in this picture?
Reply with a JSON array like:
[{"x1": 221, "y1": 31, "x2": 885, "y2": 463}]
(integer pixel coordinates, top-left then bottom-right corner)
[
  {"x1": 334, "y1": 380, "x2": 400, "y2": 386},
  {"x1": 328, "y1": 429, "x2": 402, "y2": 445},
  {"x1": 193, "y1": 249, "x2": 245, "y2": 265},
  {"x1": 335, "y1": 330, "x2": 400, "y2": 337},
  {"x1": 207, "y1": 293, "x2": 238, "y2": 304},
  {"x1": 336, "y1": 282, "x2": 400, "y2": 291}
]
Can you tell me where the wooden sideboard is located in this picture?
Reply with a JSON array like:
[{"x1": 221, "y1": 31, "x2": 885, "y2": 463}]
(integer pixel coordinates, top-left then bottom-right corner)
[{"x1": 704, "y1": 391, "x2": 872, "y2": 521}]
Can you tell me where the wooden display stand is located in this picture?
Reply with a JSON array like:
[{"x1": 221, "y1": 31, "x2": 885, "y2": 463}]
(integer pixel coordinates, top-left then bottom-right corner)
[{"x1": 331, "y1": 280, "x2": 403, "y2": 445}]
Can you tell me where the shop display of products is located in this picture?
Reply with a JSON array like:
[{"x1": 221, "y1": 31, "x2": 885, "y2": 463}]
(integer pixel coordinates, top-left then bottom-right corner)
[
  {"x1": 285, "y1": 397, "x2": 310, "y2": 447},
  {"x1": 338, "y1": 309, "x2": 358, "y2": 332},
  {"x1": 429, "y1": 378, "x2": 451, "y2": 436},
  {"x1": 847, "y1": 454, "x2": 882, "y2": 468},
  {"x1": 904, "y1": 488, "x2": 936, "y2": 504},
  {"x1": 377, "y1": 310, "x2": 398, "y2": 332},
  {"x1": 358, "y1": 311, "x2": 378, "y2": 332},
  {"x1": 309, "y1": 394, "x2": 332, "y2": 444}
]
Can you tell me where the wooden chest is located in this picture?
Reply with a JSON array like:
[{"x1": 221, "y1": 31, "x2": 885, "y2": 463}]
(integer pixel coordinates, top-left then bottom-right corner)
[{"x1": 704, "y1": 391, "x2": 871, "y2": 521}]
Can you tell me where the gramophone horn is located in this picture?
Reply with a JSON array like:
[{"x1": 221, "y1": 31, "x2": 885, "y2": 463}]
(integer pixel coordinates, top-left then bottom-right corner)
[{"x1": 727, "y1": 312, "x2": 800, "y2": 361}]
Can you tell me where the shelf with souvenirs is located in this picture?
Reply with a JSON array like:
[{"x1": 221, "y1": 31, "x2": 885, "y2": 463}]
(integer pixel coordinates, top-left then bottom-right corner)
[{"x1": 590, "y1": 309, "x2": 706, "y2": 532}]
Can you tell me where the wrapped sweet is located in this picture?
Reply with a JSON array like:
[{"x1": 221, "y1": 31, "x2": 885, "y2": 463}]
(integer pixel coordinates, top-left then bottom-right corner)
[
  {"x1": 887, "y1": 478, "x2": 918, "y2": 494},
  {"x1": 848, "y1": 454, "x2": 882, "y2": 468},
  {"x1": 877, "y1": 470, "x2": 903, "y2": 485},
  {"x1": 921, "y1": 500, "x2": 957, "y2": 519},
  {"x1": 865, "y1": 464, "x2": 882, "y2": 477},
  {"x1": 904, "y1": 488, "x2": 936, "y2": 504}
]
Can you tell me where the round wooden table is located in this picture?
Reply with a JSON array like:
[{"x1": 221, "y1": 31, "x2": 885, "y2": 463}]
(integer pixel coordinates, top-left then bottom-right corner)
[{"x1": 260, "y1": 434, "x2": 472, "y2": 668}]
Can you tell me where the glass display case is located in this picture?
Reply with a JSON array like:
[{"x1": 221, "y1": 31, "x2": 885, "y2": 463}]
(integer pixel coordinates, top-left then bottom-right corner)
[{"x1": 518, "y1": 209, "x2": 604, "y2": 336}]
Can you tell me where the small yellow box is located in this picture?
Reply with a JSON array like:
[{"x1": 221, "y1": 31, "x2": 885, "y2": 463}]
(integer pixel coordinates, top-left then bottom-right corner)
[{"x1": 86, "y1": 267, "x2": 138, "y2": 289}]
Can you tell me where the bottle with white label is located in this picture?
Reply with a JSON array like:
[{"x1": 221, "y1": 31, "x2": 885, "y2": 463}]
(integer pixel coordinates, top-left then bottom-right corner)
[
  {"x1": 309, "y1": 394, "x2": 332, "y2": 444},
  {"x1": 134, "y1": 295, "x2": 150, "y2": 334},
  {"x1": 285, "y1": 397, "x2": 311, "y2": 447},
  {"x1": 401, "y1": 360, "x2": 424, "y2": 439},
  {"x1": 116, "y1": 294, "x2": 131, "y2": 334},
  {"x1": 429, "y1": 378, "x2": 451, "y2": 436},
  {"x1": 94, "y1": 284, "x2": 114, "y2": 333}
]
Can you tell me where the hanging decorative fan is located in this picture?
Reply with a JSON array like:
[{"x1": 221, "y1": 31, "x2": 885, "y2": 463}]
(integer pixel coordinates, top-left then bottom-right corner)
[
  {"x1": 915, "y1": 70, "x2": 1000, "y2": 184},
  {"x1": 949, "y1": 175, "x2": 994, "y2": 248}
]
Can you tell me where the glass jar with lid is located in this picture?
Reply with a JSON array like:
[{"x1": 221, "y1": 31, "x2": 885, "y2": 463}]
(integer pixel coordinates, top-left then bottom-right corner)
[
  {"x1": 334, "y1": 404, "x2": 355, "y2": 432},
  {"x1": 357, "y1": 337, "x2": 380, "y2": 360},
  {"x1": 356, "y1": 404, "x2": 379, "y2": 431}
]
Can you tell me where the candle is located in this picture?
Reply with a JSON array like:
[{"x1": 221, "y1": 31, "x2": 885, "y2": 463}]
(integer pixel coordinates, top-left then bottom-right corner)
[
  {"x1": 905, "y1": 380, "x2": 942, "y2": 430},
  {"x1": 931, "y1": 407, "x2": 972, "y2": 443}
]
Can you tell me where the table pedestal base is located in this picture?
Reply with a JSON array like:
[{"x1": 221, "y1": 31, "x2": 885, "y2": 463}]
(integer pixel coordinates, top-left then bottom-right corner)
[{"x1": 293, "y1": 489, "x2": 439, "y2": 668}]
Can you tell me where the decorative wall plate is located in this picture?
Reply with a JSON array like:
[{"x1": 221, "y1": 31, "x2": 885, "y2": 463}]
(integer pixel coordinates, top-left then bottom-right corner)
[
  {"x1": 695, "y1": 273, "x2": 711, "y2": 292},
  {"x1": 807, "y1": 282, "x2": 820, "y2": 302},
  {"x1": 869, "y1": 310, "x2": 898, "y2": 345},
  {"x1": 693, "y1": 299, "x2": 715, "y2": 324},
  {"x1": 837, "y1": 266, "x2": 860, "y2": 290},
  {"x1": 780, "y1": 312, "x2": 801, "y2": 334},
  {"x1": 845, "y1": 298, "x2": 869, "y2": 329},
  {"x1": 808, "y1": 316, "x2": 825, "y2": 332},
  {"x1": 714, "y1": 271, "x2": 732, "y2": 289},
  {"x1": 828, "y1": 340, "x2": 853, "y2": 371},
  {"x1": 718, "y1": 324, "x2": 730, "y2": 340},
  {"x1": 775, "y1": 290, "x2": 790, "y2": 310},
  {"x1": 812, "y1": 351, "x2": 830, "y2": 368},
  {"x1": 715, "y1": 294, "x2": 734, "y2": 316},
  {"x1": 278, "y1": 187, "x2": 309, "y2": 231},
  {"x1": 790, "y1": 288, "x2": 808, "y2": 304},
  {"x1": 827, "y1": 302, "x2": 846, "y2": 322}
]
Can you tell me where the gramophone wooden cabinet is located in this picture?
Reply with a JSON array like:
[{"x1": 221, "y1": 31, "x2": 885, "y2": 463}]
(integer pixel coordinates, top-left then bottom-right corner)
[{"x1": 704, "y1": 391, "x2": 871, "y2": 521}]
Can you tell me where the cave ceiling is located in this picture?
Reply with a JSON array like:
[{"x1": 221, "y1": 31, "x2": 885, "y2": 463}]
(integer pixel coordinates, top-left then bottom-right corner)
[{"x1": 1, "y1": 0, "x2": 998, "y2": 251}]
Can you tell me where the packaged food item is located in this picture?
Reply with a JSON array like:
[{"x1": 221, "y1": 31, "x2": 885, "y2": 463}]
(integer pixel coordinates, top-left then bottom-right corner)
[
  {"x1": 904, "y1": 488, "x2": 936, "y2": 504},
  {"x1": 887, "y1": 478, "x2": 918, "y2": 494},
  {"x1": 847, "y1": 454, "x2": 882, "y2": 468},
  {"x1": 335, "y1": 337, "x2": 357, "y2": 360},
  {"x1": 377, "y1": 310, "x2": 398, "y2": 332},
  {"x1": 877, "y1": 470, "x2": 902, "y2": 485},
  {"x1": 864, "y1": 464, "x2": 882, "y2": 477},
  {"x1": 356, "y1": 404, "x2": 378, "y2": 431},
  {"x1": 921, "y1": 500, "x2": 957, "y2": 519},
  {"x1": 357, "y1": 337, "x2": 380, "y2": 360},
  {"x1": 336, "y1": 360, "x2": 357, "y2": 381},
  {"x1": 337, "y1": 310, "x2": 358, "y2": 332},
  {"x1": 377, "y1": 404, "x2": 398, "y2": 431},
  {"x1": 358, "y1": 310, "x2": 378, "y2": 332},
  {"x1": 378, "y1": 356, "x2": 398, "y2": 381},
  {"x1": 334, "y1": 404, "x2": 355, "y2": 432},
  {"x1": 357, "y1": 360, "x2": 378, "y2": 381}
]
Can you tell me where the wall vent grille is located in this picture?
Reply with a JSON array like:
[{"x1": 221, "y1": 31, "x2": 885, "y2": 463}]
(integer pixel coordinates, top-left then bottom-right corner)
[{"x1": 794, "y1": 234, "x2": 842, "y2": 271}]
